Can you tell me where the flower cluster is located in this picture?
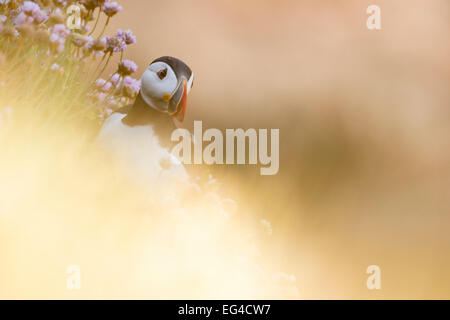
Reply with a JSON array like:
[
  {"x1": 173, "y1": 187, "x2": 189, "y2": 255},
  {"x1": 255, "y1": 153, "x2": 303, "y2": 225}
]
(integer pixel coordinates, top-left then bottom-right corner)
[
  {"x1": 122, "y1": 76, "x2": 140, "y2": 98},
  {"x1": 14, "y1": 1, "x2": 48, "y2": 25},
  {"x1": 104, "y1": 34, "x2": 126, "y2": 53},
  {"x1": 82, "y1": 0, "x2": 107, "y2": 11},
  {"x1": 92, "y1": 60, "x2": 141, "y2": 117},
  {"x1": 101, "y1": 1, "x2": 121, "y2": 17},
  {"x1": 116, "y1": 29, "x2": 136, "y2": 45},
  {"x1": 117, "y1": 59, "x2": 137, "y2": 76},
  {"x1": 50, "y1": 23, "x2": 70, "y2": 51},
  {"x1": 85, "y1": 36, "x2": 106, "y2": 56},
  {"x1": 0, "y1": 0, "x2": 139, "y2": 118}
]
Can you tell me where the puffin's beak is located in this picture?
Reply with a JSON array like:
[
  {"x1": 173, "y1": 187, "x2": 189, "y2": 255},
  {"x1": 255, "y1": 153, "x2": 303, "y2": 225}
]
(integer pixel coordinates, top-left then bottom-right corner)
[{"x1": 168, "y1": 78, "x2": 187, "y2": 122}]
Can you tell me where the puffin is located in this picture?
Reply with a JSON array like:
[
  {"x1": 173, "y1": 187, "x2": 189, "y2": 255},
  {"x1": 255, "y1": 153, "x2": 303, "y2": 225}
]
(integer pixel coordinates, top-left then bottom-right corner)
[{"x1": 97, "y1": 56, "x2": 195, "y2": 191}]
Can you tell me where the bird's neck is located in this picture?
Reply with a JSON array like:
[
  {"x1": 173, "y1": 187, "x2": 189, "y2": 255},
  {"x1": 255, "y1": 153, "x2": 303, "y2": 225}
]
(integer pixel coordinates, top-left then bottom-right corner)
[
  {"x1": 121, "y1": 93, "x2": 178, "y2": 149},
  {"x1": 121, "y1": 93, "x2": 172, "y2": 127}
]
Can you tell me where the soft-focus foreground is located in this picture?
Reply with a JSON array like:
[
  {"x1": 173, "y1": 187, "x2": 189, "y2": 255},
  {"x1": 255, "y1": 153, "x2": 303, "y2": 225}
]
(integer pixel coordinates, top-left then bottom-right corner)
[{"x1": 1, "y1": 0, "x2": 450, "y2": 299}]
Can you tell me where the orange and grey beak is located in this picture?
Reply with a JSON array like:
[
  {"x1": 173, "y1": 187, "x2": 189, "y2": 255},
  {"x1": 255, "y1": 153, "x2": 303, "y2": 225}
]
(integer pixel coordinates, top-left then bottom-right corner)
[{"x1": 168, "y1": 78, "x2": 187, "y2": 122}]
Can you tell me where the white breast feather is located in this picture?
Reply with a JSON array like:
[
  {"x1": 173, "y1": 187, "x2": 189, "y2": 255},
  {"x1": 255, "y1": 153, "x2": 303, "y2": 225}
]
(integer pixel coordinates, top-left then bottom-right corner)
[{"x1": 97, "y1": 113, "x2": 188, "y2": 191}]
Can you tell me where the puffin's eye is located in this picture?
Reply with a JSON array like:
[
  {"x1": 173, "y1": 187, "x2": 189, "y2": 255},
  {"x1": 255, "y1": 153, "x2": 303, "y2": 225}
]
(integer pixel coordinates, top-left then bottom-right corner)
[{"x1": 157, "y1": 68, "x2": 167, "y2": 80}]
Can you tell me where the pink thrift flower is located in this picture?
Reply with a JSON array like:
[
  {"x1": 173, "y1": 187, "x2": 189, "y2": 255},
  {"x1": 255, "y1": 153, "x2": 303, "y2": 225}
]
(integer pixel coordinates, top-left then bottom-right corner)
[
  {"x1": 116, "y1": 29, "x2": 136, "y2": 45},
  {"x1": 105, "y1": 35, "x2": 126, "y2": 53},
  {"x1": 117, "y1": 59, "x2": 138, "y2": 76},
  {"x1": 102, "y1": 2, "x2": 122, "y2": 17}
]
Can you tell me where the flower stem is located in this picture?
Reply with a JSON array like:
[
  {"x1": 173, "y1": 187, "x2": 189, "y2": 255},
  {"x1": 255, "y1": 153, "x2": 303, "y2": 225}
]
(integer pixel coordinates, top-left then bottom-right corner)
[
  {"x1": 98, "y1": 17, "x2": 110, "y2": 38},
  {"x1": 88, "y1": 9, "x2": 101, "y2": 36},
  {"x1": 90, "y1": 52, "x2": 108, "y2": 81},
  {"x1": 95, "y1": 52, "x2": 112, "y2": 80}
]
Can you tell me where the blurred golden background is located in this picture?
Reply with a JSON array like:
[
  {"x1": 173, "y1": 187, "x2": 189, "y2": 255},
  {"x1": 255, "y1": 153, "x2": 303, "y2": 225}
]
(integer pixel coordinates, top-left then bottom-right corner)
[
  {"x1": 1, "y1": 0, "x2": 449, "y2": 299},
  {"x1": 109, "y1": 0, "x2": 450, "y2": 298}
]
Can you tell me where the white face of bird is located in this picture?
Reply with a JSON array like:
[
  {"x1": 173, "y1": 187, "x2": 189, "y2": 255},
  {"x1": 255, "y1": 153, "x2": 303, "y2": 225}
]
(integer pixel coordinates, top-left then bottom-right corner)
[{"x1": 140, "y1": 61, "x2": 194, "y2": 122}]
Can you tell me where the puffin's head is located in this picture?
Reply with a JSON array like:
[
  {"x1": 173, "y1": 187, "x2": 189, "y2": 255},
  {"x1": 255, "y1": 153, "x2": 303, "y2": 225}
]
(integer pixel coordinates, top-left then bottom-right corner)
[{"x1": 140, "y1": 56, "x2": 194, "y2": 122}]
